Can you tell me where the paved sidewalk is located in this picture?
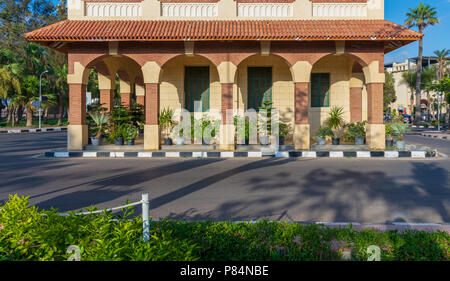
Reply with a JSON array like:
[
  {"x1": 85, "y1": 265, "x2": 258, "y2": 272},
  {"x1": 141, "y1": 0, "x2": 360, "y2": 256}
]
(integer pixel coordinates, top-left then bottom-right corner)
[
  {"x1": 0, "y1": 127, "x2": 67, "y2": 134},
  {"x1": 421, "y1": 131, "x2": 450, "y2": 140}
]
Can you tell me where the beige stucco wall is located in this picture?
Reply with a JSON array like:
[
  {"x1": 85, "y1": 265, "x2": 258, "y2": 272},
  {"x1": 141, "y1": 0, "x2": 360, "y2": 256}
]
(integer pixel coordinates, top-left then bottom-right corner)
[
  {"x1": 159, "y1": 56, "x2": 221, "y2": 114},
  {"x1": 68, "y1": 0, "x2": 384, "y2": 20},
  {"x1": 235, "y1": 55, "x2": 295, "y2": 140}
]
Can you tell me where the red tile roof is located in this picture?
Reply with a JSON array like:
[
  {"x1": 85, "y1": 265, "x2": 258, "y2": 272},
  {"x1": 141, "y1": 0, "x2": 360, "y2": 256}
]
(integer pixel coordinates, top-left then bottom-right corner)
[{"x1": 25, "y1": 20, "x2": 422, "y2": 42}]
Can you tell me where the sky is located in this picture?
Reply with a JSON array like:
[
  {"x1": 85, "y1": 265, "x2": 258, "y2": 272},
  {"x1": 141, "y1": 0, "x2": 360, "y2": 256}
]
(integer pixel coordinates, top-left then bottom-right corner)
[
  {"x1": 384, "y1": 0, "x2": 450, "y2": 64},
  {"x1": 50, "y1": 0, "x2": 449, "y2": 64}
]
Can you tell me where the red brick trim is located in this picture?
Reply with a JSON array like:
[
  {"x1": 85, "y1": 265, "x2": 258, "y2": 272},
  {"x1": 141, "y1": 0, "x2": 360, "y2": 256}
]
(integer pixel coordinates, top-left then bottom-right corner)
[
  {"x1": 221, "y1": 83, "x2": 233, "y2": 125},
  {"x1": 350, "y1": 87, "x2": 363, "y2": 123},
  {"x1": 145, "y1": 83, "x2": 159, "y2": 125},
  {"x1": 295, "y1": 82, "x2": 309, "y2": 125},
  {"x1": 69, "y1": 84, "x2": 87, "y2": 125},
  {"x1": 367, "y1": 83, "x2": 383, "y2": 124}
]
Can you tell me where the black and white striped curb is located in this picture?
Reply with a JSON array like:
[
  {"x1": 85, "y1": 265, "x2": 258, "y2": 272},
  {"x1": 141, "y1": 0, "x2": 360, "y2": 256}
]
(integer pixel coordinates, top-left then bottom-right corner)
[
  {"x1": 420, "y1": 133, "x2": 449, "y2": 140},
  {"x1": 45, "y1": 150, "x2": 436, "y2": 159},
  {"x1": 0, "y1": 127, "x2": 67, "y2": 134}
]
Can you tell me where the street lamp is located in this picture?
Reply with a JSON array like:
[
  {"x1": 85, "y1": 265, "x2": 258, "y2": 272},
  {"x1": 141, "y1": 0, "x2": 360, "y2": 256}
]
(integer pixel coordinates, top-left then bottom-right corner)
[{"x1": 39, "y1": 70, "x2": 49, "y2": 130}]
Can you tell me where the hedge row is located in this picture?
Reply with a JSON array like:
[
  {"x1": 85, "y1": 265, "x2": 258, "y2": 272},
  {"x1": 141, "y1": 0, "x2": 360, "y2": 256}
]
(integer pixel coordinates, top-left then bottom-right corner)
[{"x1": 0, "y1": 195, "x2": 449, "y2": 261}]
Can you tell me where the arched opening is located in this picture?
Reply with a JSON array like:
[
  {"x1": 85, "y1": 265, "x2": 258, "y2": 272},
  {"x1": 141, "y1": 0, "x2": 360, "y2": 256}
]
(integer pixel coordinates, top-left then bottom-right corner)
[
  {"x1": 80, "y1": 54, "x2": 146, "y2": 147},
  {"x1": 309, "y1": 54, "x2": 367, "y2": 137},
  {"x1": 235, "y1": 54, "x2": 295, "y2": 143},
  {"x1": 160, "y1": 55, "x2": 220, "y2": 114}
]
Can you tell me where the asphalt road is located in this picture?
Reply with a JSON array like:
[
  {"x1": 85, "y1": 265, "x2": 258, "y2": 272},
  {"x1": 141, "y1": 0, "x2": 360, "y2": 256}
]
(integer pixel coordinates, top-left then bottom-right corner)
[{"x1": 0, "y1": 132, "x2": 449, "y2": 223}]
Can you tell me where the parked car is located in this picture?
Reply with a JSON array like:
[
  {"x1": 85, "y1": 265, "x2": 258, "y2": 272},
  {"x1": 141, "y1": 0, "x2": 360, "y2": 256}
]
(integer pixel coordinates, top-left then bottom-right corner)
[
  {"x1": 383, "y1": 114, "x2": 391, "y2": 122},
  {"x1": 402, "y1": 114, "x2": 412, "y2": 123}
]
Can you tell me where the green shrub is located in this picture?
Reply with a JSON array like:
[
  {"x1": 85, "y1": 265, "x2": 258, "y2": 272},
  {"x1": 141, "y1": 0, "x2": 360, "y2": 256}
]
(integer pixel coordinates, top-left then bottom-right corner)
[
  {"x1": 1, "y1": 195, "x2": 448, "y2": 261},
  {"x1": 346, "y1": 121, "x2": 367, "y2": 140}
]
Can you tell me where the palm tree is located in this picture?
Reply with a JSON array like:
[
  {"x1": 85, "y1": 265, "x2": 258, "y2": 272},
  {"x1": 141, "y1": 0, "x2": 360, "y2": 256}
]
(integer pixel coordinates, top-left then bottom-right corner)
[
  {"x1": 405, "y1": 3, "x2": 439, "y2": 125},
  {"x1": 434, "y1": 49, "x2": 449, "y2": 80},
  {"x1": 401, "y1": 70, "x2": 417, "y2": 115}
]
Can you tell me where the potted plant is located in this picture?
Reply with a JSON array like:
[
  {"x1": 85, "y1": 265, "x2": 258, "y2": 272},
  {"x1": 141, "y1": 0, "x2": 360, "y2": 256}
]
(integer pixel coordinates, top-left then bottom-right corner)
[
  {"x1": 109, "y1": 125, "x2": 124, "y2": 146},
  {"x1": 346, "y1": 121, "x2": 367, "y2": 145},
  {"x1": 88, "y1": 111, "x2": 109, "y2": 146},
  {"x1": 123, "y1": 123, "x2": 138, "y2": 145},
  {"x1": 326, "y1": 106, "x2": 346, "y2": 145},
  {"x1": 159, "y1": 108, "x2": 175, "y2": 145},
  {"x1": 278, "y1": 122, "x2": 291, "y2": 145},
  {"x1": 392, "y1": 122, "x2": 409, "y2": 150},
  {"x1": 385, "y1": 123, "x2": 394, "y2": 147},
  {"x1": 258, "y1": 101, "x2": 274, "y2": 146},
  {"x1": 315, "y1": 125, "x2": 333, "y2": 145}
]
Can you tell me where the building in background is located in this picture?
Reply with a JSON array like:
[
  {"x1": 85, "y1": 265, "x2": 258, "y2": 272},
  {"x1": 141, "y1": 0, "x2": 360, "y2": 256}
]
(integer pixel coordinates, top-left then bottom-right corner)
[
  {"x1": 25, "y1": 0, "x2": 421, "y2": 151},
  {"x1": 385, "y1": 56, "x2": 447, "y2": 120}
]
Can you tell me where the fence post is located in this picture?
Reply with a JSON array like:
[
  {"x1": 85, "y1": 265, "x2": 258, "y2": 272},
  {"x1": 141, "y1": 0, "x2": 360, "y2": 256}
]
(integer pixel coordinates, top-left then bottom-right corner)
[{"x1": 142, "y1": 193, "x2": 150, "y2": 242}]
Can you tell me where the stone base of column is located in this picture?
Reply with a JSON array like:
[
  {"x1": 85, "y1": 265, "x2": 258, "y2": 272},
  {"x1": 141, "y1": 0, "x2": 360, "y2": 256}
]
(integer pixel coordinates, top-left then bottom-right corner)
[
  {"x1": 219, "y1": 124, "x2": 235, "y2": 151},
  {"x1": 144, "y1": 125, "x2": 160, "y2": 150},
  {"x1": 366, "y1": 124, "x2": 386, "y2": 150},
  {"x1": 294, "y1": 124, "x2": 310, "y2": 150},
  {"x1": 68, "y1": 125, "x2": 88, "y2": 151}
]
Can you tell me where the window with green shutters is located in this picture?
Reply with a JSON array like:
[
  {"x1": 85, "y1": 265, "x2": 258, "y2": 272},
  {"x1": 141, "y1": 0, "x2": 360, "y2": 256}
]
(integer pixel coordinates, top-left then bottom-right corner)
[
  {"x1": 184, "y1": 66, "x2": 210, "y2": 112},
  {"x1": 311, "y1": 73, "x2": 330, "y2": 107},
  {"x1": 247, "y1": 67, "x2": 272, "y2": 111}
]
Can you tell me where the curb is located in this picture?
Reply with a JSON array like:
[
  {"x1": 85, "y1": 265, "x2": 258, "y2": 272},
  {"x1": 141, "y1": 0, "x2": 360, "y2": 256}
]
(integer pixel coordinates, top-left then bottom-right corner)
[
  {"x1": 44, "y1": 150, "x2": 437, "y2": 159},
  {"x1": 420, "y1": 133, "x2": 449, "y2": 141},
  {"x1": 0, "y1": 127, "x2": 67, "y2": 134}
]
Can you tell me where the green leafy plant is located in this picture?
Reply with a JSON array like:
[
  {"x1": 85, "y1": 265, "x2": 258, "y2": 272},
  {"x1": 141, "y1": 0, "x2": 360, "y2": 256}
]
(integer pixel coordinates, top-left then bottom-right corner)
[
  {"x1": 122, "y1": 123, "x2": 138, "y2": 142},
  {"x1": 159, "y1": 108, "x2": 176, "y2": 139},
  {"x1": 1, "y1": 195, "x2": 449, "y2": 261},
  {"x1": 326, "y1": 106, "x2": 346, "y2": 138},
  {"x1": 391, "y1": 122, "x2": 410, "y2": 141},
  {"x1": 278, "y1": 122, "x2": 291, "y2": 140},
  {"x1": 315, "y1": 125, "x2": 333, "y2": 138},
  {"x1": 385, "y1": 122, "x2": 394, "y2": 140},
  {"x1": 88, "y1": 111, "x2": 109, "y2": 139},
  {"x1": 346, "y1": 121, "x2": 367, "y2": 140},
  {"x1": 258, "y1": 101, "x2": 274, "y2": 137}
]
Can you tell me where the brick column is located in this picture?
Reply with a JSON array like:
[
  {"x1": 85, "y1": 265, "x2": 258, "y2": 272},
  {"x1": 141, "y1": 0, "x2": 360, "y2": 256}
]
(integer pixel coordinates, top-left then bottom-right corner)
[
  {"x1": 350, "y1": 87, "x2": 363, "y2": 123},
  {"x1": 136, "y1": 95, "x2": 145, "y2": 107},
  {"x1": 220, "y1": 83, "x2": 235, "y2": 151},
  {"x1": 100, "y1": 89, "x2": 114, "y2": 112},
  {"x1": 294, "y1": 82, "x2": 310, "y2": 150},
  {"x1": 366, "y1": 83, "x2": 385, "y2": 149},
  {"x1": 144, "y1": 83, "x2": 160, "y2": 150},
  {"x1": 68, "y1": 84, "x2": 88, "y2": 151},
  {"x1": 121, "y1": 92, "x2": 132, "y2": 109}
]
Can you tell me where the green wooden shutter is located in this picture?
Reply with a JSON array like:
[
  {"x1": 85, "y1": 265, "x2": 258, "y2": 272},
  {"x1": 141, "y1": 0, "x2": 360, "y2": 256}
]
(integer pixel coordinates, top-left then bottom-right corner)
[
  {"x1": 184, "y1": 67, "x2": 210, "y2": 112},
  {"x1": 311, "y1": 73, "x2": 330, "y2": 107},
  {"x1": 248, "y1": 67, "x2": 272, "y2": 111}
]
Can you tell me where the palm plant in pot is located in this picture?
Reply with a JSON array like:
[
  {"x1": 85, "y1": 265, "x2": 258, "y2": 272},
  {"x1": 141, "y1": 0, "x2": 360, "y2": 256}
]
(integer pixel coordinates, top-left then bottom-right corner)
[
  {"x1": 159, "y1": 108, "x2": 175, "y2": 145},
  {"x1": 326, "y1": 106, "x2": 346, "y2": 145},
  {"x1": 392, "y1": 122, "x2": 410, "y2": 150},
  {"x1": 88, "y1": 111, "x2": 109, "y2": 146},
  {"x1": 346, "y1": 121, "x2": 367, "y2": 145},
  {"x1": 315, "y1": 125, "x2": 333, "y2": 145},
  {"x1": 123, "y1": 123, "x2": 138, "y2": 145}
]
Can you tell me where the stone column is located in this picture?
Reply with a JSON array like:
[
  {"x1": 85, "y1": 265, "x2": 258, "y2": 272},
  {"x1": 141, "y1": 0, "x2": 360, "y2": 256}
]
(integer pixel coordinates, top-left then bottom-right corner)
[
  {"x1": 220, "y1": 83, "x2": 235, "y2": 151},
  {"x1": 144, "y1": 83, "x2": 160, "y2": 150},
  {"x1": 294, "y1": 82, "x2": 310, "y2": 150},
  {"x1": 68, "y1": 84, "x2": 88, "y2": 151},
  {"x1": 366, "y1": 83, "x2": 385, "y2": 150}
]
